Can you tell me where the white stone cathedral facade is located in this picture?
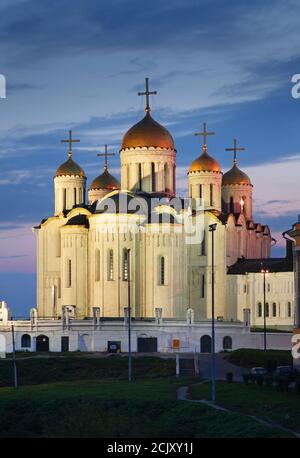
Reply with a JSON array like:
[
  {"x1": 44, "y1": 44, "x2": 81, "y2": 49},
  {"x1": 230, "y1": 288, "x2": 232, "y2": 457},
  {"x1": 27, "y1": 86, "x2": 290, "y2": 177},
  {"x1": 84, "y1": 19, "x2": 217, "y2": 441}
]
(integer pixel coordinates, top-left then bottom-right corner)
[{"x1": 34, "y1": 80, "x2": 275, "y2": 324}]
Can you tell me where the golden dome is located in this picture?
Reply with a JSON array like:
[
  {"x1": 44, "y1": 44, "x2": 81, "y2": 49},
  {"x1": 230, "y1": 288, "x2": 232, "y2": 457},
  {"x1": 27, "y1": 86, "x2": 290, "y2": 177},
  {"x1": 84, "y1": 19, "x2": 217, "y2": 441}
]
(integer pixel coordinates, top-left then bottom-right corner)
[
  {"x1": 222, "y1": 163, "x2": 252, "y2": 186},
  {"x1": 121, "y1": 111, "x2": 175, "y2": 150},
  {"x1": 189, "y1": 149, "x2": 221, "y2": 173},
  {"x1": 90, "y1": 169, "x2": 120, "y2": 191},
  {"x1": 55, "y1": 156, "x2": 85, "y2": 178}
]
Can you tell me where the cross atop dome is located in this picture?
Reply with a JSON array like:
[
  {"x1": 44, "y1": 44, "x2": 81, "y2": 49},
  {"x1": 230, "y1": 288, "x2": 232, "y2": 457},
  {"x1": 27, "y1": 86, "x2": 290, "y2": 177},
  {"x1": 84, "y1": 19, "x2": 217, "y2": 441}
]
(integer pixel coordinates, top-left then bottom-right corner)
[
  {"x1": 194, "y1": 123, "x2": 215, "y2": 153},
  {"x1": 97, "y1": 144, "x2": 115, "y2": 171},
  {"x1": 61, "y1": 129, "x2": 80, "y2": 158},
  {"x1": 225, "y1": 138, "x2": 245, "y2": 165},
  {"x1": 138, "y1": 77, "x2": 157, "y2": 113}
]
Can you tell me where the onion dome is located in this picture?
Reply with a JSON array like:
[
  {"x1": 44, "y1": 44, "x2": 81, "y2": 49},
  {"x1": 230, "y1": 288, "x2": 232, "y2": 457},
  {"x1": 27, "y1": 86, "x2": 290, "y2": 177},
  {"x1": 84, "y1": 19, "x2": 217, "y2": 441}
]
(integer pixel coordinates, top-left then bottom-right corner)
[
  {"x1": 189, "y1": 149, "x2": 221, "y2": 173},
  {"x1": 121, "y1": 111, "x2": 174, "y2": 150},
  {"x1": 222, "y1": 163, "x2": 252, "y2": 186},
  {"x1": 90, "y1": 169, "x2": 120, "y2": 191},
  {"x1": 55, "y1": 156, "x2": 85, "y2": 178}
]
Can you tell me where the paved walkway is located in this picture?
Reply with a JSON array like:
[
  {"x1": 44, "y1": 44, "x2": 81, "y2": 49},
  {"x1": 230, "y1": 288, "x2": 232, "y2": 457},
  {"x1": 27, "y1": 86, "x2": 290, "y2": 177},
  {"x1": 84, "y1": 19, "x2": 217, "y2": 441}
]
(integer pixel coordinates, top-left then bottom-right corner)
[{"x1": 176, "y1": 381, "x2": 300, "y2": 438}]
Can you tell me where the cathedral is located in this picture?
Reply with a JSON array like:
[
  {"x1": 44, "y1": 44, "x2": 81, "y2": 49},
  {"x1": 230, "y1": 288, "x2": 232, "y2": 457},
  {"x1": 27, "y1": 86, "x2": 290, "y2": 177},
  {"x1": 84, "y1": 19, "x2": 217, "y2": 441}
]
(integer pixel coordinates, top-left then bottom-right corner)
[{"x1": 34, "y1": 78, "x2": 273, "y2": 323}]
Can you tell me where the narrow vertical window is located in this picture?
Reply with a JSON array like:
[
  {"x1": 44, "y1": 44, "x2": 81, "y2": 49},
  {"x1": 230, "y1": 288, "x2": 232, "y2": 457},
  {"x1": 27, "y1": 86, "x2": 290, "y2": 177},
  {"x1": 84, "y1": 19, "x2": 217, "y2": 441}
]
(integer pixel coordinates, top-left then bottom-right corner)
[
  {"x1": 258, "y1": 302, "x2": 262, "y2": 317},
  {"x1": 151, "y1": 162, "x2": 156, "y2": 192},
  {"x1": 63, "y1": 188, "x2": 67, "y2": 210},
  {"x1": 230, "y1": 196, "x2": 234, "y2": 213},
  {"x1": 123, "y1": 249, "x2": 129, "y2": 281},
  {"x1": 288, "y1": 302, "x2": 292, "y2": 317},
  {"x1": 164, "y1": 164, "x2": 168, "y2": 193},
  {"x1": 108, "y1": 249, "x2": 114, "y2": 281},
  {"x1": 138, "y1": 163, "x2": 142, "y2": 190},
  {"x1": 210, "y1": 184, "x2": 213, "y2": 206},
  {"x1": 265, "y1": 303, "x2": 269, "y2": 317},
  {"x1": 201, "y1": 274, "x2": 205, "y2": 298},
  {"x1": 66, "y1": 259, "x2": 72, "y2": 288},
  {"x1": 95, "y1": 248, "x2": 100, "y2": 282},
  {"x1": 160, "y1": 256, "x2": 165, "y2": 285},
  {"x1": 199, "y1": 184, "x2": 202, "y2": 198},
  {"x1": 201, "y1": 230, "x2": 206, "y2": 256},
  {"x1": 272, "y1": 302, "x2": 276, "y2": 317},
  {"x1": 127, "y1": 165, "x2": 130, "y2": 189},
  {"x1": 74, "y1": 188, "x2": 77, "y2": 205}
]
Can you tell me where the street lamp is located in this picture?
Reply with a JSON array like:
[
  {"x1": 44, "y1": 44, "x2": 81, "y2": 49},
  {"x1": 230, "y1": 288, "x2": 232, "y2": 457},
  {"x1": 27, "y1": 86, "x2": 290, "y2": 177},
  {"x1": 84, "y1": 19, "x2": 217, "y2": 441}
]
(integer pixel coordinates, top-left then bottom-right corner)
[
  {"x1": 261, "y1": 267, "x2": 269, "y2": 351},
  {"x1": 209, "y1": 223, "x2": 217, "y2": 402}
]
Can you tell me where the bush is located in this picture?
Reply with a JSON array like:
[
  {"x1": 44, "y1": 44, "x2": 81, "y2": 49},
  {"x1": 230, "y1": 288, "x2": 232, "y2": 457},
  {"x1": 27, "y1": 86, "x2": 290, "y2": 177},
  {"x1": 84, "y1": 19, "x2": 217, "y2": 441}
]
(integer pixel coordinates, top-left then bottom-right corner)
[
  {"x1": 242, "y1": 373, "x2": 249, "y2": 385},
  {"x1": 226, "y1": 372, "x2": 233, "y2": 383},
  {"x1": 256, "y1": 375, "x2": 264, "y2": 386},
  {"x1": 295, "y1": 378, "x2": 300, "y2": 395},
  {"x1": 265, "y1": 359, "x2": 277, "y2": 374},
  {"x1": 264, "y1": 374, "x2": 273, "y2": 388},
  {"x1": 276, "y1": 376, "x2": 290, "y2": 392}
]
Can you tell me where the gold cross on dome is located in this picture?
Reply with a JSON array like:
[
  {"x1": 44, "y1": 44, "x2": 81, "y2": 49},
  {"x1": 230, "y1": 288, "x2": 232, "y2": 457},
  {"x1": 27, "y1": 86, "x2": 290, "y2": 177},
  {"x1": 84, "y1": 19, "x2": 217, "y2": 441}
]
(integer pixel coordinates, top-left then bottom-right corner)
[
  {"x1": 97, "y1": 144, "x2": 115, "y2": 171},
  {"x1": 225, "y1": 138, "x2": 245, "y2": 165},
  {"x1": 61, "y1": 130, "x2": 80, "y2": 158},
  {"x1": 138, "y1": 77, "x2": 157, "y2": 112},
  {"x1": 194, "y1": 123, "x2": 215, "y2": 152}
]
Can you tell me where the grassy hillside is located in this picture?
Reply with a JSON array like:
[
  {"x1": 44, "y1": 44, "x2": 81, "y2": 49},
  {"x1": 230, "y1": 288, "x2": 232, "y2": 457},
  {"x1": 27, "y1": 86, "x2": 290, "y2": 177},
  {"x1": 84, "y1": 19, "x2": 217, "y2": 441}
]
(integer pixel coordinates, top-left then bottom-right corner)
[{"x1": 0, "y1": 378, "x2": 291, "y2": 438}]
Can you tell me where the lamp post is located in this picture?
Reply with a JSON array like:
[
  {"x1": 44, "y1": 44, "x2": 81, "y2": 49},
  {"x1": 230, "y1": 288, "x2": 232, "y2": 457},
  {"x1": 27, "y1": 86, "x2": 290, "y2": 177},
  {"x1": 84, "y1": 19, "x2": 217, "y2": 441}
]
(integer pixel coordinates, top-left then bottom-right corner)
[
  {"x1": 11, "y1": 323, "x2": 18, "y2": 389},
  {"x1": 209, "y1": 223, "x2": 217, "y2": 403},
  {"x1": 261, "y1": 267, "x2": 269, "y2": 351},
  {"x1": 127, "y1": 248, "x2": 132, "y2": 382}
]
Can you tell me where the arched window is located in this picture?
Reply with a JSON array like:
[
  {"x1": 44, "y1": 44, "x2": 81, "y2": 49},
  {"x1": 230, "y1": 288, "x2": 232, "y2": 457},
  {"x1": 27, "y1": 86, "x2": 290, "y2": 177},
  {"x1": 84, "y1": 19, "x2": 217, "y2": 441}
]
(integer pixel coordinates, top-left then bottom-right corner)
[
  {"x1": 287, "y1": 302, "x2": 292, "y2": 318},
  {"x1": 108, "y1": 249, "x2": 114, "y2": 281},
  {"x1": 258, "y1": 302, "x2": 262, "y2": 317},
  {"x1": 223, "y1": 336, "x2": 232, "y2": 350},
  {"x1": 95, "y1": 248, "x2": 100, "y2": 282},
  {"x1": 266, "y1": 303, "x2": 269, "y2": 317},
  {"x1": 21, "y1": 334, "x2": 31, "y2": 348},
  {"x1": 123, "y1": 249, "x2": 129, "y2": 281},
  {"x1": 272, "y1": 302, "x2": 277, "y2": 317},
  {"x1": 159, "y1": 256, "x2": 166, "y2": 285}
]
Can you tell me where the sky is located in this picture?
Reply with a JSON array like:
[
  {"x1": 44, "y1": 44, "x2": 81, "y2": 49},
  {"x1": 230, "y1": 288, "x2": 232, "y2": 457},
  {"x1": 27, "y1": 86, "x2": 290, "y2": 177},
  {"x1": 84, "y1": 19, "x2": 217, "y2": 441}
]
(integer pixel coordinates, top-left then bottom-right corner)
[{"x1": 0, "y1": 0, "x2": 300, "y2": 316}]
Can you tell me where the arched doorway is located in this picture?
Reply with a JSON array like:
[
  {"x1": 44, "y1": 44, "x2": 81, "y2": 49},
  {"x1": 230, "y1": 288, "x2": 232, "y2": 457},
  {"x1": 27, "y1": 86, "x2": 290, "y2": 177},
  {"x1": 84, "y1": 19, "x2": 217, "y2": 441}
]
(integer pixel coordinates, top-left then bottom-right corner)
[
  {"x1": 21, "y1": 334, "x2": 31, "y2": 349},
  {"x1": 200, "y1": 335, "x2": 211, "y2": 353},
  {"x1": 36, "y1": 335, "x2": 49, "y2": 352}
]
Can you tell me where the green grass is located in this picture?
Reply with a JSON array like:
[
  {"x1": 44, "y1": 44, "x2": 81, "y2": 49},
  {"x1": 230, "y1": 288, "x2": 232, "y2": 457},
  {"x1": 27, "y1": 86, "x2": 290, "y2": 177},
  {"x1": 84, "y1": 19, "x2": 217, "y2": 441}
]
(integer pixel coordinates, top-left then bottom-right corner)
[
  {"x1": 224, "y1": 348, "x2": 292, "y2": 368},
  {"x1": 0, "y1": 355, "x2": 175, "y2": 387},
  {"x1": 0, "y1": 379, "x2": 292, "y2": 438},
  {"x1": 189, "y1": 381, "x2": 300, "y2": 433}
]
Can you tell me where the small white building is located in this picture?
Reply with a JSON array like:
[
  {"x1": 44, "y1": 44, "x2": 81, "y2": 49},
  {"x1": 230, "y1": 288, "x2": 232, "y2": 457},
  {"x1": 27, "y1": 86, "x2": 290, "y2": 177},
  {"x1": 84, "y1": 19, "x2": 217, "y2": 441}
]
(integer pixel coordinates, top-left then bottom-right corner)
[{"x1": 227, "y1": 253, "x2": 294, "y2": 330}]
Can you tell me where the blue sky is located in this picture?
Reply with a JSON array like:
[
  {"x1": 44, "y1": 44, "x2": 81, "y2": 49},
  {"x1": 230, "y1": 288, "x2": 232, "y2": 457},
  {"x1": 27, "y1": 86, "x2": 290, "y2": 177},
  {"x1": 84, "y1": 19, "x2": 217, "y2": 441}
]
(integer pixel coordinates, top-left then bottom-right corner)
[{"x1": 0, "y1": 0, "x2": 300, "y2": 316}]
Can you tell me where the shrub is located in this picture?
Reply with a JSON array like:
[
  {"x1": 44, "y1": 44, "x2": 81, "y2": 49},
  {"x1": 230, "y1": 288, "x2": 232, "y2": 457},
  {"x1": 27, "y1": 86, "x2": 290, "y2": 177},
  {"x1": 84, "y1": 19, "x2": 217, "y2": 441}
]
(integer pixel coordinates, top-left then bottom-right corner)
[
  {"x1": 276, "y1": 376, "x2": 290, "y2": 392},
  {"x1": 265, "y1": 359, "x2": 277, "y2": 374},
  {"x1": 226, "y1": 372, "x2": 233, "y2": 383},
  {"x1": 256, "y1": 375, "x2": 264, "y2": 386},
  {"x1": 242, "y1": 373, "x2": 249, "y2": 385},
  {"x1": 264, "y1": 374, "x2": 273, "y2": 388},
  {"x1": 295, "y1": 378, "x2": 300, "y2": 395}
]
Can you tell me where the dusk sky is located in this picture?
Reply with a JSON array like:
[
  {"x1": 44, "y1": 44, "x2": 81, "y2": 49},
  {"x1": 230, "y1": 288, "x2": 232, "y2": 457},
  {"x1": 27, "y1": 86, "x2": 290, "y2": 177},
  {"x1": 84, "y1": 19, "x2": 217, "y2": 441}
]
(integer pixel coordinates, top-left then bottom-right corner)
[{"x1": 1, "y1": 0, "x2": 300, "y2": 316}]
